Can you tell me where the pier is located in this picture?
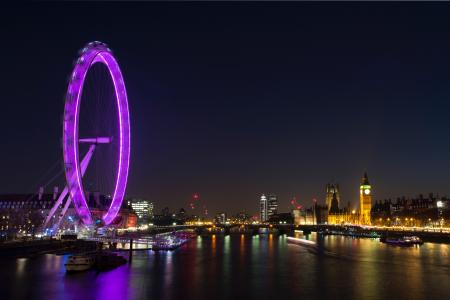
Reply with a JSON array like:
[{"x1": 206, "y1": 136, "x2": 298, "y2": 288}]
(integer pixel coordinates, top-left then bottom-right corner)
[
  {"x1": 84, "y1": 231, "x2": 194, "y2": 251},
  {"x1": 0, "y1": 239, "x2": 98, "y2": 258}
]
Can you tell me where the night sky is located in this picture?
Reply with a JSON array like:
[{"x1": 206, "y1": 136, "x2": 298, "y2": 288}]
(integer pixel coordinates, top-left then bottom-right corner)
[{"x1": 3, "y1": 3, "x2": 450, "y2": 216}]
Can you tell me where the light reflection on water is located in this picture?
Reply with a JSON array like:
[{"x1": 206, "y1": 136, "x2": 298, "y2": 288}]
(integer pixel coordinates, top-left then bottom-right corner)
[{"x1": 1, "y1": 235, "x2": 449, "y2": 300}]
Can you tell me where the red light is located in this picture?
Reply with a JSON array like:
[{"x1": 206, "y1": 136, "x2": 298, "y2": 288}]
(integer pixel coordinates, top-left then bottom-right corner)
[{"x1": 291, "y1": 196, "x2": 302, "y2": 209}]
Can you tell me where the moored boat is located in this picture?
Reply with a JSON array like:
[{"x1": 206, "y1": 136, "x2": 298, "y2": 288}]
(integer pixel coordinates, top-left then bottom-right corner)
[
  {"x1": 402, "y1": 236, "x2": 424, "y2": 245},
  {"x1": 65, "y1": 254, "x2": 95, "y2": 272},
  {"x1": 380, "y1": 235, "x2": 423, "y2": 247}
]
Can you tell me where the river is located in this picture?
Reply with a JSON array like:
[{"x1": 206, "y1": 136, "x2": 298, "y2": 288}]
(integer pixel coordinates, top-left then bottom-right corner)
[{"x1": 1, "y1": 234, "x2": 449, "y2": 300}]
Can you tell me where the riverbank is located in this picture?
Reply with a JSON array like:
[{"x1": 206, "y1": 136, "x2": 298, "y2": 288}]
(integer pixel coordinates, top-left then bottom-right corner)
[{"x1": 298, "y1": 225, "x2": 450, "y2": 243}]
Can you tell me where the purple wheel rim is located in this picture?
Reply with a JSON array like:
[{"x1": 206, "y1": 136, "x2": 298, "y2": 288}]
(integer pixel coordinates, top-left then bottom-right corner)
[{"x1": 63, "y1": 41, "x2": 130, "y2": 226}]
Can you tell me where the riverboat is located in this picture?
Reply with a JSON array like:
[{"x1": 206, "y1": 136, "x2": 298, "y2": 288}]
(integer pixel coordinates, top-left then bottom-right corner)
[
  {"x1": 65, "y1": 255, "x2": 95, "y2": 272},
  {"x1": 380, "y1": 236, "x2": 423, "y2": 247}
]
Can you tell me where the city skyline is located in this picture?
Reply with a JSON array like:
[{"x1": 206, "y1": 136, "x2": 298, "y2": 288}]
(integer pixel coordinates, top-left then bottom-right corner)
[
  {"x1": 1, "y1": 3, "x2": 449, "y2": 300},
  {"x1": 3, "y1": 4, "x2": 450, "y2": 214}
]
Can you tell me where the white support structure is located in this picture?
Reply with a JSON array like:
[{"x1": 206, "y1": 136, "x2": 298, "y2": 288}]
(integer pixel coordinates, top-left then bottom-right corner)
[
  {"x1": 42, "y1": 144, "x2": 97, "y2": 231},
  {"x1": 79, "y1": 137, "x2": 112, "y2": 144},
  {"x1": 52, "y1": 191, "x2": 73, "y2": 232}
]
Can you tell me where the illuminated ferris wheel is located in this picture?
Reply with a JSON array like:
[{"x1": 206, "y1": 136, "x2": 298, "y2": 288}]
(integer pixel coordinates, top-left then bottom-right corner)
[{"x1": 43, "y1": 41, "x2": 130, "y2": 230}]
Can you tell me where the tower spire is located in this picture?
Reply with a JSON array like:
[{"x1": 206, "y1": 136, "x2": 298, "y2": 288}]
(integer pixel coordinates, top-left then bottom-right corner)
[
  {"x1": 362, "y1": 172, "x2": 370, "y2": 185},
  {"x1": 329, "y1": 192, "x2": 340, "y2": 213}
]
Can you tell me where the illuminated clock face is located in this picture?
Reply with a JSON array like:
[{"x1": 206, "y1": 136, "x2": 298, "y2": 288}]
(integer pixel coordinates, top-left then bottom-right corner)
[{"x1": 364, "y1": 189, "x2": 371, "y2": 195}]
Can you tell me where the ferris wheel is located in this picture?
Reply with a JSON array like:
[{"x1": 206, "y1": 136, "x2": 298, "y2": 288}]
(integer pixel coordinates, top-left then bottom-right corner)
[{"x1": 43, "y1": 41, "x2": 130, "y2": 231}]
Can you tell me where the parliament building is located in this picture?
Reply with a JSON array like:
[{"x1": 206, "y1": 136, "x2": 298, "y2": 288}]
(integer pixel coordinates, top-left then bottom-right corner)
[{"x1": 326, "y1": 172, "x2": 372, "y2": 225}]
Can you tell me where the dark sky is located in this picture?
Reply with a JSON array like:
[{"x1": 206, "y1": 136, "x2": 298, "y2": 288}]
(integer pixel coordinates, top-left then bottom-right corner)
[{"x1": 2, "y1": 2, "x2": 450, "y2": 216}]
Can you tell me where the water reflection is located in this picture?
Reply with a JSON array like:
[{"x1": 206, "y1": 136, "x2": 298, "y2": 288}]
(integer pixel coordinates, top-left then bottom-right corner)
[
  {"x1": 16, "y1": 258, "x2": 27, "y2": 277},
  {"x1": 94, "y1": 265, "x2": 132, "y2": 300},
  {"x1": 211, "y1": 234, "x2": 216, "y2": 250}
]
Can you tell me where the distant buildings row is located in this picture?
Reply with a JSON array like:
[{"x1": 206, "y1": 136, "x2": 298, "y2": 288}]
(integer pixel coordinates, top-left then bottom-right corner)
[
  {"x1": 0, "y1": 190, "x2": 256, "y2": 239},
  {"x1": 2, "y1": 170, "x2": 449, "y2": 239},
  {"x1": 290, "y1": 172, "x2": 449, "y2": 227},
  {"x1": 258, "y1": 173, "x2": 372, "y2": 226},
  {"x1": 79, "y1": 176, "x2": 450, "y2": 228},
  {"x1": 370, "y1": 194, "x2": 449, "y2": 227}
]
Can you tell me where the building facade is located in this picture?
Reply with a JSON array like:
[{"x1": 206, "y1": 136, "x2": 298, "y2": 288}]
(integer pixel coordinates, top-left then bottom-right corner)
[
  {"x1": 267, "y1": 194, "x2": 278, "y2": 220},
  {"x1": 292, "y1": 204, "x2": 329, "y2": 225},
  {"x1": 127, "y1": 198, "x2": 153, "y2": 224},
  {"x1": 215, "y1": 212, "x2": 227, "y2": 224},
  {"x1": 371, "y1": 193, "x2": 449, "y2": 227},
  {"x1": 0, "y1": 193, "x2": 138, "y2": 238},
  {"x1": 324, "y1": 173, "x2": 371, "y2": 225},
  {"x1": 0, "y1": 194, "x2": 53, "y2": 238}
]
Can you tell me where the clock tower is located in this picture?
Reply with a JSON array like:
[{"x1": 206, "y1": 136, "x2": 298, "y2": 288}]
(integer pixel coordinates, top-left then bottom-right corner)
[{"x1": 359, "y1": 172, "x2": 372, "y2": 225}]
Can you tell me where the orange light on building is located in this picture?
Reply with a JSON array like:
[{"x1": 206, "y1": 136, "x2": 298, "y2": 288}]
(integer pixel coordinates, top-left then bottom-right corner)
[{"x1": 126, "y1": 213, "x2": 138, "y2": 228}]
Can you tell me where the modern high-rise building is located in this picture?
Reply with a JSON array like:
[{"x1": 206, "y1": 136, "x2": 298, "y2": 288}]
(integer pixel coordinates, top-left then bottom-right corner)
[
  {"x1": 215, "y1": 212, "x2": 227, "y2": 224},
  {"x1": 267, "y1": 194, "x2": 278, "y2": 219},
  {"x1": 260, "y1": 194, "x2": 268, "y2": 222},
  {"x1": 128, "y1": 199, "x2": 154, "y2": 224},
  {"x1": 359, "y1": 172, "x2": 372, "y2": 225},
  {"x1": 260, "y1": 194, "x2": 278, "y2": 222}
]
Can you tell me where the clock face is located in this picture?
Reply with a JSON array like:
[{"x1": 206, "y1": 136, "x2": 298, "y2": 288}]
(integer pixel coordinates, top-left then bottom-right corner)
[{"x1": 364, "y1": 189, "x2": 371, "y2": 195}]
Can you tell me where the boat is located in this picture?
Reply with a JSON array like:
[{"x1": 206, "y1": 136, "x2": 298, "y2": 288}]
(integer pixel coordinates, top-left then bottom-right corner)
[
  {"x1": 380, "y1": 236, "x2": 423, "y2": 247},
  {"x1": 402, "y1": 236, "x2": 424, "y2": 245},
  {"x1": 65, "y1": 254, "x2": 95, "y2": 272},
  {"x1": 319, "y1": 228, "x2": 380, "y2": 239}
]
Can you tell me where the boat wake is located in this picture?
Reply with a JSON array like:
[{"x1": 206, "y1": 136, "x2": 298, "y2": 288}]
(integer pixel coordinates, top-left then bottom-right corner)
[{"x1": 287, "y1": 236, "x2": 450, "y2": 271}]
